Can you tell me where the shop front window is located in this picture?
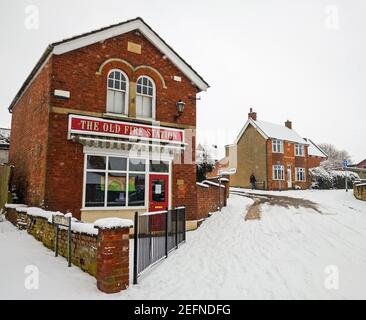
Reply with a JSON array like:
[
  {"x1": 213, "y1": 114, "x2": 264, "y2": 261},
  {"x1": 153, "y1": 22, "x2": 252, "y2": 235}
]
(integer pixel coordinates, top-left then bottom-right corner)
[
  {"x1": 128, "y1": 174, "x2": 145, "y2": 206},
  {"x1": 84, "y1": 155, "x2": 147, "y2": 208},
  {"x1": 85, "y1": 172, "x2": 105, "y2": 207},
  {"x1": 150, "y1": 160, "x2": 169, "y2": 173}
]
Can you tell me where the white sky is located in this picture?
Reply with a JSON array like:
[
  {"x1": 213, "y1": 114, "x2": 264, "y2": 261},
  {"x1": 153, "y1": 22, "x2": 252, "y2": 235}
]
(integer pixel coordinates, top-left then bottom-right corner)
[{"x1": 0, "y1": 0, "x2": 365, "y2": 162}]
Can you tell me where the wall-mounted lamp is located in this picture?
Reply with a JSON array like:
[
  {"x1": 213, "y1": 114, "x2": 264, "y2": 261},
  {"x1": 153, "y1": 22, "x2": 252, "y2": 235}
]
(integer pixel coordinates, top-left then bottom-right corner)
[{"x1": 176, "y1": 100, "x2": 185, "y2": 117}]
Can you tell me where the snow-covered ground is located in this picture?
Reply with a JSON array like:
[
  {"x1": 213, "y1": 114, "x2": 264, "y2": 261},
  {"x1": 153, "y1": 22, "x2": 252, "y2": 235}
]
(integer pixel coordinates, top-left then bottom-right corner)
[{"x1": 1, "y1": 189, "x2": 366, "y2": 299}]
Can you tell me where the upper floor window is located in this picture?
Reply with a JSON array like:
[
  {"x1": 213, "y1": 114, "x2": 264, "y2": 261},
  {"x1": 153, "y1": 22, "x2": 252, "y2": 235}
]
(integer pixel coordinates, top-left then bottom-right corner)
[
  {"x1": 295, "y1": 144, "x2": 305, "y2": 156},
  {"x1": 136, "y1": 76, "x2": 155, "y2": 119},
  {"x1": 106, "y1": 70, "x2": 128, "y2": 115},
  {"x1": 272, "y1": 139, "x2": 283, "y2": 153}
]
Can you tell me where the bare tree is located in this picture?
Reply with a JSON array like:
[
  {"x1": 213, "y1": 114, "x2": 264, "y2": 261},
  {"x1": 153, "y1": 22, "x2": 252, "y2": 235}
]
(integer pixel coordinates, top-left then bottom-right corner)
[{"x1": 318, "y1": 143, "x2": 351, "y2": 170}]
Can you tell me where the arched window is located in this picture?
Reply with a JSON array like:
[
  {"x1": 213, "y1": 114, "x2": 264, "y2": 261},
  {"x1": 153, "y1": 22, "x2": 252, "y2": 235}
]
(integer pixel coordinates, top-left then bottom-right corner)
[
  {"x1": 106, "y1": 69, "x2": 128, "y2": 115},
  {"x1": 136, "y1": 76, "x2": 155, "y2": 119}
]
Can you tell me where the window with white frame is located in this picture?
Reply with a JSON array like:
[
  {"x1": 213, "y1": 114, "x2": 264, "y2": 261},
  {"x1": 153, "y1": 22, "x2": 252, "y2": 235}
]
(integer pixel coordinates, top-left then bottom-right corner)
[
  {"x1": 272, "y1": 139, "x2": 283, "y2": 153},
  {"x1": 295, "y1": 167, "x2": 306, "y2": 181},
  {"x1": 84, "y1": 155, "x2": 170, "y2": 208},
  {"x1": 106, "y1": 70, "x2": 128, "y2": 115},
  {"x1": 295, "y1": 144, "x2": 305, "y2": 156},
  {"x1": 273, "y1": 165, "x2": 285, "y2": 180},
  {"x1": 85, "y1": 155, "x2": 146, "y2": 208},
  {"x1": 136, "y1": 76, "x2": 155, "y2": 119}
]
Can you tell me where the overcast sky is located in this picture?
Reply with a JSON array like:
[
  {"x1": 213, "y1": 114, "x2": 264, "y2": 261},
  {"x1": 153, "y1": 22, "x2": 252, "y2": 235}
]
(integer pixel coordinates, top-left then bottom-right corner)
[{"x1": 0, "y1": 0, "x2": 365, "y2": 162}]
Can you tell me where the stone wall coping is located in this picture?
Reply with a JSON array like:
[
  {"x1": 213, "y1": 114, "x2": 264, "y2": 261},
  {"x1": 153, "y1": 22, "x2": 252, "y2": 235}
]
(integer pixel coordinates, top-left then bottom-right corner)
[
  {"x1": 10, "y1": 206, "x2": 99, "y2": 236},
  {"x1": 5, "y1": 203, "x2": 27, "y2": 209},
  {"x1": 94, "y1": 217, "x2": 133, "y2": 230},
  {"x1": 201, "y1": 180, "x2": 226, "y2": 188},
  {"x1": 196, "y1": 182, "x2": 209, "y2": 188}
]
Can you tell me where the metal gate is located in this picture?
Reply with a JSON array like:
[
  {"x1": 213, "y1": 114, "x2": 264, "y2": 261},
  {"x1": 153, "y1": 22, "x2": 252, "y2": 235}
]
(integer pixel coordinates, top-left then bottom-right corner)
[{"x1": 133, "y1": 207, "x2": 186, "y2": 284}]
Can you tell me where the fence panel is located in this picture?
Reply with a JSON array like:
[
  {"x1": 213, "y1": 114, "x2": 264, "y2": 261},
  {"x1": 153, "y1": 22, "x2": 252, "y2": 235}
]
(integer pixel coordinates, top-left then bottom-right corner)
[
  {"x1": 133, "y1": 207, "x2": 186, "y2": 284},
  {"x1": 0, "y1": 164, "x2": 11, "y2": 209}
]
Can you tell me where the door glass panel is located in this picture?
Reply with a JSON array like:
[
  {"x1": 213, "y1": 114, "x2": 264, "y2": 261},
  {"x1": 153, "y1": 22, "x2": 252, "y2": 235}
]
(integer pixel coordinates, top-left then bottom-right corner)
[
  {"x1": 107, "y1": 173, "x2": 126, "y2": 207},
  {"x1": 152, "y1": 179, "x2": 165, "y2": 202}
]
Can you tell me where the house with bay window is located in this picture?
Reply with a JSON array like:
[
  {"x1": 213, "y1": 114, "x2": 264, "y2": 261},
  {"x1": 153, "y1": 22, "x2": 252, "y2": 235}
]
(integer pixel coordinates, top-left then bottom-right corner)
[
  {"x1": 8, "y1": 17, "x2": 209, "y2": 223},
  {"x1": 225, "y1": 109, "x2": 324, "y2": 190}
]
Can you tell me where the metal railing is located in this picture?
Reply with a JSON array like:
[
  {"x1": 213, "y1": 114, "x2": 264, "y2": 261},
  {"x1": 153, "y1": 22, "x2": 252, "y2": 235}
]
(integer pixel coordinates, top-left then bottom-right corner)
[{"x1": 133, "y1": 207, "x2": 186, "y2": 284}]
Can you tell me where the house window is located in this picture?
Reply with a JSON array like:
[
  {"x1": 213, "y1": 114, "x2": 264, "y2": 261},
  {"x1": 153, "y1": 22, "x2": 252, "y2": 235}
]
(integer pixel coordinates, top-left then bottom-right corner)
[
  {"x1": 273, "y1": 165, "x2": 285, "y2": 180},
  {"x1": 272, "y1": 139, "x2": 283, "y2": 153},
  {"x1": 84, "y1": 155, "x2": 146, "y2": 208},
  {"x1": 136, "y1": 76, "x2": 155, "y2": 119},
  {"x1": 106, "y1": 70, "x2": 128, "y2": 115},
  {"x1": 295, "y1": 167, "x2": 306, "y2": 181},
  {"x1": 295, "y1": 144, "x2": 305, "y2": 156}
]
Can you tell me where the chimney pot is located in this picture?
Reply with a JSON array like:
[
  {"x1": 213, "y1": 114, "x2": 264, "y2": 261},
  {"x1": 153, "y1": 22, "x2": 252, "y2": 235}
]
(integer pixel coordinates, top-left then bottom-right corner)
[
  {"x1": 285, "y1": 120, "x2": 292, "y2": 129},
  {"x1": 248, "y1": 108, "x2": 257, "y2": 121}
]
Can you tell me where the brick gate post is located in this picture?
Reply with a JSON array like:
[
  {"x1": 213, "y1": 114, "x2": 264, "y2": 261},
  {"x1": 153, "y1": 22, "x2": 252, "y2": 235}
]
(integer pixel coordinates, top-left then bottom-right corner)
[{"x1": 95, "y1": 219, "x2": 132, "y2": 294}]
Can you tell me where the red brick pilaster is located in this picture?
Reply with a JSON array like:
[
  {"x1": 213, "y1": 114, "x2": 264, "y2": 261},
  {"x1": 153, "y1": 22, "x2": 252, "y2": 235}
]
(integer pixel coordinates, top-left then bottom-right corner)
[{"x1": 96, "y1": 227, "x2": 130, "y2": 294}]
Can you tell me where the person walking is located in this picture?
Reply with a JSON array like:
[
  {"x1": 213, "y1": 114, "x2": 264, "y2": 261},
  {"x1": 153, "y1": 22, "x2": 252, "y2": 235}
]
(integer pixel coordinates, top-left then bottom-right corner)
[{"x1": 250, "y1": 173, "x2": 257, "y2": 190}]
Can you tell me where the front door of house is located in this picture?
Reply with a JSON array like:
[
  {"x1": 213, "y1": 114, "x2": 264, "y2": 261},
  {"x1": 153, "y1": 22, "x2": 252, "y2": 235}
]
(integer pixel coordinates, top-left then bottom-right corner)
[
  {"x1": 149, "y1": 174, "x2": 169, "y2": 212},
  {"x1": 287, "y1": 165, "x2": 292, "y2": 189}
]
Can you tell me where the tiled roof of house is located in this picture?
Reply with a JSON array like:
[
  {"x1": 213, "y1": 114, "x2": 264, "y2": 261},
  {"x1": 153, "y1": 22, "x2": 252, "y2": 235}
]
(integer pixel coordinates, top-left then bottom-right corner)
[
  {"x1": 303, "y1": 138, "x2": 327, "y2": 158},
  {"x1": 235, "y1": 118, "x2": 308, "y2": 145}
]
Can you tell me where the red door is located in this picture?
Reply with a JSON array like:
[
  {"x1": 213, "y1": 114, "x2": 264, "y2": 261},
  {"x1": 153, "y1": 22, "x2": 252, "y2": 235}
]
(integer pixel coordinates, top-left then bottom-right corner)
[{"x1": 149, "y1": 174, "x2": 169, "y2": 212}]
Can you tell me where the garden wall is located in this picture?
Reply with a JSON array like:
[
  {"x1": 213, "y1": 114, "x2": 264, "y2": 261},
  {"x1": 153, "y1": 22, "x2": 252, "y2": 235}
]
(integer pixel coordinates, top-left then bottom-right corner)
[
  {"x1": 354, "y1": 182, "x2": 366, "y2": 201},
  {"x1": 196, "y1": 178, "x2": 229, "y2": 220},
  {"x1": 4, "y1": 205, "x2": 132, "y2": 294}
]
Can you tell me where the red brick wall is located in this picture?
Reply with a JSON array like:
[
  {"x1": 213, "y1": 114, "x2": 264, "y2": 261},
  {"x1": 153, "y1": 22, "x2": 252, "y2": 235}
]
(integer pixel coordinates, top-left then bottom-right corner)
[
  {"x1": 196, "y1": 183, "x2": 226, "y2": 219},
  {"x1": 307, "y1": 156, "x2": 324, "y2": 169},
  {"x1": 44, "y1": 112, "x2": 84, "y2": 215},
  {"x1": 267, "y1": 140, "x2": 311, "y2": 190},
  {"x1": 8, "y1": 59, "x2": 52, "y2": 206},
  {"x1": 10, "y1": 29, "x2": 201, "y2": 220},
  {"x1": 50, "y1": 31, "x2": 198, "y2": 126}
]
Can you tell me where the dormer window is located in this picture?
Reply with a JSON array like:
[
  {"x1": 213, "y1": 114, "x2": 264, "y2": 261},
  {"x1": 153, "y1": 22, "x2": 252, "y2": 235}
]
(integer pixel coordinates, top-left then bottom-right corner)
[
  {"x1": 295, "y1": 144, "x2": 305, "y2": 156},
  {"x1": 106, "y1": 69, "x2": 129, "y2": 115},
  {"x1": 136, "y1": 76, "x2": 155, "y2": 119},
  {"x1": 272, "y1": 139, "x2": 283, "y2": 153}
]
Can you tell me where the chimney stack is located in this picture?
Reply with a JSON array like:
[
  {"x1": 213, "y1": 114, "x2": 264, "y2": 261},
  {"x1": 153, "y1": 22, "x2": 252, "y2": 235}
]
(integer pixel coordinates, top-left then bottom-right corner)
[
  {"x1": 248, "y1": 108, "x2": 257, "y2": 121},
  {"x1": 285, "y1": 120, "x2": 292, "y2": 129}
]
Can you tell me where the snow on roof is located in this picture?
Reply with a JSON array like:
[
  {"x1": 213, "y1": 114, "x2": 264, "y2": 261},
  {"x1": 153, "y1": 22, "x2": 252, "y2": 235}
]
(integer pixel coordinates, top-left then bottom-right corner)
[
  {"x1": 304, "y1": 138, "x2": 327, "y2": 158},
  {"x1": 0, "y1": 128, "x2": 10, "y2": 145},
  {"x1": 234, "y1": 119, "x2": 308, "y2": 145},
  {"x1": 94, "y1": 217, "x2": 133, "y2": 229},
  {"x1": 253, "y1": 120, "x2": 307, "y2": 144}
]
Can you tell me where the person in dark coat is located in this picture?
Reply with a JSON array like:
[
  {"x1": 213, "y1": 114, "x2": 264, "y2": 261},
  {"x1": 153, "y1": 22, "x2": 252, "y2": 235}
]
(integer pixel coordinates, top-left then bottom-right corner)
[{"x1": 249, "y1": 173, "x2": 257, "y2": 190}]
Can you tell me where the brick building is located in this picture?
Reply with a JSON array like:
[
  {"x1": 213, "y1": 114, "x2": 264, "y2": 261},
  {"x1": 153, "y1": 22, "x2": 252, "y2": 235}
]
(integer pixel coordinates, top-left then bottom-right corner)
[
  {"x1": 226, "y1": 109, "x2": 326, "y2": 190},
  {"x1": 8, "y1": 18, "x2": 209, "y2": 223}
]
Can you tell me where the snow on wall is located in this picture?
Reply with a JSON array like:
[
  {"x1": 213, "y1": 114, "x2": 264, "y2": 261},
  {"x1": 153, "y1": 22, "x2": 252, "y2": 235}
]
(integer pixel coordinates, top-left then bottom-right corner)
[{"x1": 94, "y1": 217, "x2": 133, "y2": 229}]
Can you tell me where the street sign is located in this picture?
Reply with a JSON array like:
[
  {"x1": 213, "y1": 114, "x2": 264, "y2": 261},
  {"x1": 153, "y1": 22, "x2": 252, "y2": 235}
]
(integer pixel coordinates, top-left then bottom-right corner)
[
  {"x1": 343, "y1": 159, "x2": 348, "y2": 169},
  {"x1": 52, "y1": 215, "x2": 72, "y2": 267}
]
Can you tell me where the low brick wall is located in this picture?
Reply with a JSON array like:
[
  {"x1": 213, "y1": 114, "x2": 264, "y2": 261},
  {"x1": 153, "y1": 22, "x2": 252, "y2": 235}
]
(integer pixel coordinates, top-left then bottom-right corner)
[
  {"x1": 4, "y1": 206, "x2": 132, "y2": 294},
  {"x1": 354, "y1": 183, "x2": 366, "y2": 201},
  {"x1": 196, "y1": 180, "x2": 228, "y2": 219}
]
